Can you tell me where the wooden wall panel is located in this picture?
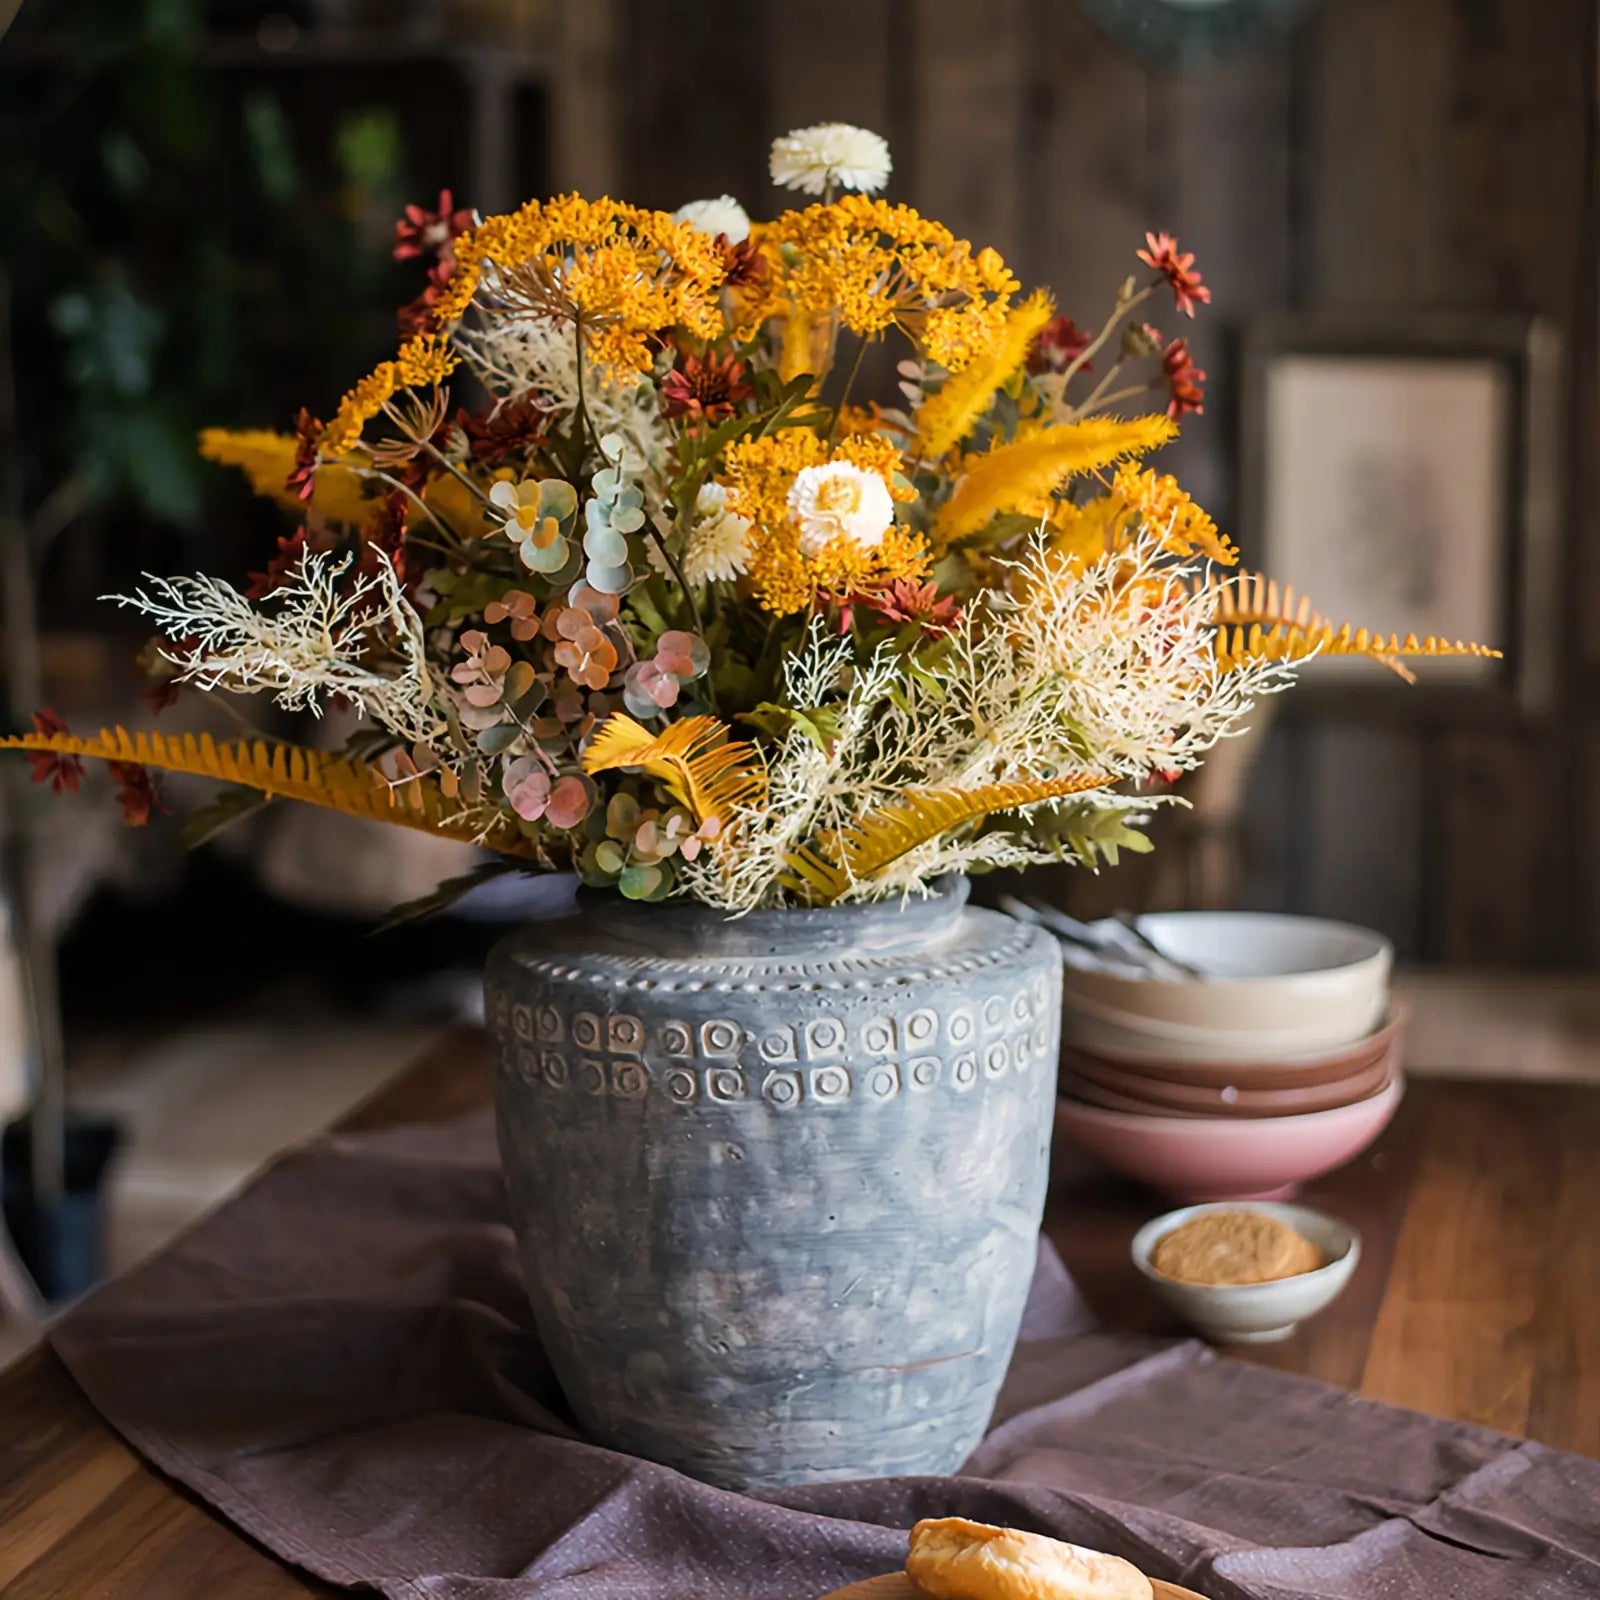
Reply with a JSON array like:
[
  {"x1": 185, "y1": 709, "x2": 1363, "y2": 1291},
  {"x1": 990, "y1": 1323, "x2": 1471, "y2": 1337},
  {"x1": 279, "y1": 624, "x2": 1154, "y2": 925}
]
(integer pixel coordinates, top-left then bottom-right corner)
[
  {"x1": 1147, "y1": 46, "x2": 1292, "y2": 522},
  {"x1": 621, "y1": 0, "x2": 767, "y2": 214},
  {"x1": 552, "y1": 0, "x2": 621, "y2": 196},
  {"x1": 905, "y1": 0, "x2": 1027, "y2": 266},
  {"x1": 1018, "y1": 2, "x2": 1147, "y2": 313},
  {"x1": 762, "y1": 1, "x2": 892, "y2": 146}
]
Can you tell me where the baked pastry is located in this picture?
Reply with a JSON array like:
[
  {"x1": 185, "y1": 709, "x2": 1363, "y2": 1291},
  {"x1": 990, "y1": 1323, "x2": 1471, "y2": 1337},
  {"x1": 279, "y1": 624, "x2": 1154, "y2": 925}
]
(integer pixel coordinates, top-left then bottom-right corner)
[
  {"x1": 907, "y1": 1517, "x2": 1152, "y2": 1600},
  {"x1": 1150, "y1": 1210, "x2": 1324, "y2": 1287}
]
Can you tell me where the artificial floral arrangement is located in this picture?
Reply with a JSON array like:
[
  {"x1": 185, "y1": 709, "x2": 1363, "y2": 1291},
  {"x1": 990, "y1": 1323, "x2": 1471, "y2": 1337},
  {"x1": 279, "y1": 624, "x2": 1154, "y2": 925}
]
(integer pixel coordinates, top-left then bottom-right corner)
[{"x1": 4, "y1": 123, "x2": 1496, "y2": 912}]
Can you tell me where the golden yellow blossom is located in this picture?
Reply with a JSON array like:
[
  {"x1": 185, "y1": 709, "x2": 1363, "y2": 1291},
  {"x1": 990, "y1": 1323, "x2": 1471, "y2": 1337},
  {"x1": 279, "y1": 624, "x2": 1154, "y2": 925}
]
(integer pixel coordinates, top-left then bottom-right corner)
[
  {"x1": 1112, "y1": 464, "x2": 1238, "y2": 565},
  {"x1": 320, "y1": 335, "x2": 459, "y2": 454},
  {"x1": 321, "y1": 199, "x2": 724, "y2": 452},
  {"x1": 912, "y1": 289, "x2": 1054, "y2": 461},
  {"x1": 439, "y1": 194, "x2": 725, "y2": 372},
  {"x1": 198, "y1": 429, "x2": 372, "y2": 525},
  {"x1": 721, "y1": 429, "x2": 926, "y2": 614},
  {"x1": 742, "y1": 196, "x2": 1019, "y2": 373}
]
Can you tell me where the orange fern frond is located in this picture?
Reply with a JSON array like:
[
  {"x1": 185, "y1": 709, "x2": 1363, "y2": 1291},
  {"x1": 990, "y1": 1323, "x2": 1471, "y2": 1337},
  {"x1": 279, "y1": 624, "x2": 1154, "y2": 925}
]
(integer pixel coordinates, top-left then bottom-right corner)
[
  {"x1": 0, "y1": 726, "x2": 543, "y2": 859},
  {"x1": 581, "y1": 713, "x2": 765, "y2": 825},
  {"x1": 1213, "y1": 618, "x2": 1501, "y2": 682},
  {"x1": 782, "y1": 772, "x2": 1115, "y2": 904}
]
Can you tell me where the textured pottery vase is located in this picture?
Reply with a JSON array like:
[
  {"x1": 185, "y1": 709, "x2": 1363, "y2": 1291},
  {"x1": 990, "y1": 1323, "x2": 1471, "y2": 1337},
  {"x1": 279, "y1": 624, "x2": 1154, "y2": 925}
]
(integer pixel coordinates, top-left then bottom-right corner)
[{"x1": 484, "y1": 876, "x2": 1060, "y2": 1491}]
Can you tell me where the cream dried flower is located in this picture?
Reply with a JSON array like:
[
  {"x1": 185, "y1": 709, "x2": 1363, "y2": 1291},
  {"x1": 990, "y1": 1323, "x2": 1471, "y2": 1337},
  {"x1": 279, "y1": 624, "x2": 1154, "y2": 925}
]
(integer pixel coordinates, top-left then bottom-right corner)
[
  {"x1": 787, "y1": 462, "x2": 894, "y2": 556},
  {"x1": 769, "y1": 122, "x2": 892, "y2": 196},
  {"x1": 672, "y1": 195, "x2": 751, "y2": 243},
  {"x1": 682, "y1": 483, "x2": 753, "y2": 585}
]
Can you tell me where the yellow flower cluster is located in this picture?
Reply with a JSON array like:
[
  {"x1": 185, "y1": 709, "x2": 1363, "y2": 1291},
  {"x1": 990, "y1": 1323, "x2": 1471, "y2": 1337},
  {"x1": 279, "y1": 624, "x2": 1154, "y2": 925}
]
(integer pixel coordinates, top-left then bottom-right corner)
[
  {"x1": 720, "y1": 429, "x2": 926, "y2": 614},
  {"x1": 743, "y1": 196, "x2": 1019, "y2": 373},
  {"x1": 320, "y1": 198, "x2": 725, "y2": 453},
  {"x1": 438, "y1": 194, "x2": 727, "y2": 374},
  {"x1": 1111, "y1": 464, "x2": 1237, "y2": 565},
  {"x1": 320, "y1": 335, "x2": 459, "y2": 454}
]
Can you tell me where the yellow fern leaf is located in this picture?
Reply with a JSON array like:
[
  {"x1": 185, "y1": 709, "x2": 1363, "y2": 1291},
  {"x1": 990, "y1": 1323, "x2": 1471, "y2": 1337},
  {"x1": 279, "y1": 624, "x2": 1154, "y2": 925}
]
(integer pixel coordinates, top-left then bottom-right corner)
[
  {"x1": 933, "y1": 414, "x2": 1178, "y2": 547},
  {"x1": 1214, "y1": 618, "x2": 1502, "y2": 681},
  {"x1": 912, "y1": 290, "x2": 1054, "y2": 461},
  {"x1": 0, "y1": 726, "x2": 543, "y2": 859},
  {"x1": 784, "y1": 772, "x2": 1115, "y2": 904},
  {"x1": 199, "y1": 428, "x2": 374, "y2": 526},
  {"x1": 581, "y1": 713, "x2": 765, "y2": 825}
]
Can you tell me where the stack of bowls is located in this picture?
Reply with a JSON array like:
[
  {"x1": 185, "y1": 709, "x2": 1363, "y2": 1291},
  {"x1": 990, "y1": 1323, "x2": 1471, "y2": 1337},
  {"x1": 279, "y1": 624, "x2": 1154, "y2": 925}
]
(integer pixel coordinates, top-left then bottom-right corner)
[{"x1": 1055, "y1": 912, "x2": 1403, "y2": 1202}]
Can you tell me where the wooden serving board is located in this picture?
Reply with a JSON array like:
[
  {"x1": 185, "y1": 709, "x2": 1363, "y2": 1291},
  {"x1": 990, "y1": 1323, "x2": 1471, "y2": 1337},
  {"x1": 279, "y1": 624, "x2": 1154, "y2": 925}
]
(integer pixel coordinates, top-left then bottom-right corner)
[{"x1": 819, "y1": 1572, "x2": 1209, "y2": 1599}]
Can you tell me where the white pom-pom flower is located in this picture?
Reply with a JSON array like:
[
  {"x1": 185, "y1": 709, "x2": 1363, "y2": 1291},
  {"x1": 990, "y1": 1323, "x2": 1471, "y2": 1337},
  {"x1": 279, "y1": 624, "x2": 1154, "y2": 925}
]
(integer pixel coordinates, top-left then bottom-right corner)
[
  {"x1": 787, "y1": 463, "x2": 894, "y2": 557},
  {"x1": 682, "y1": 483, "x2": 753, "y2": 585},
  {"x1": 769, "y1": 123, "x2": 892, "y2": 196},
  {"x1": 671, "y1": 195, "x2": 751, "y2": 244}
]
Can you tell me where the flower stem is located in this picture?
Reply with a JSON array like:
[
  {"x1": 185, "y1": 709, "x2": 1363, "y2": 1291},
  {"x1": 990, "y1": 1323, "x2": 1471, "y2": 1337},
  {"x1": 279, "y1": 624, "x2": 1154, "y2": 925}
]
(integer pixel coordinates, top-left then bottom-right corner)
[
  {"x1": 829, "y1": 336, "x2": 870, "y2": 438},
  {"x1": 1078, "y1": 382, "x2": 1163, "y2": 416},
  {"x1": 1061, "y1": 283, "x2": 1154, "y2": 390}
]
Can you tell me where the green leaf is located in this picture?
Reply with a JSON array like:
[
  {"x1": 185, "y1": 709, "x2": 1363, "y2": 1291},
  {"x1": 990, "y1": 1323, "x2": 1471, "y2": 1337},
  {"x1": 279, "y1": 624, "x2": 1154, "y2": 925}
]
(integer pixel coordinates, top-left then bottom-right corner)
[
  {"x1": 181, "y1": 786, "x2": 271, "y2": 848},
  {"x1": 371, "y1": 861, "x2": 520, "y2": 934}
]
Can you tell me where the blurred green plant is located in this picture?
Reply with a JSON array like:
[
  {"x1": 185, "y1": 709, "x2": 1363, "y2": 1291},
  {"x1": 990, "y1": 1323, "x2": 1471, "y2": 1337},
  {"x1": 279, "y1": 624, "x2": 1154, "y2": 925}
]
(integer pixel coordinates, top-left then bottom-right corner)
[{"x1": 1, "y1": 0, "x2": 411, "y2": 545}]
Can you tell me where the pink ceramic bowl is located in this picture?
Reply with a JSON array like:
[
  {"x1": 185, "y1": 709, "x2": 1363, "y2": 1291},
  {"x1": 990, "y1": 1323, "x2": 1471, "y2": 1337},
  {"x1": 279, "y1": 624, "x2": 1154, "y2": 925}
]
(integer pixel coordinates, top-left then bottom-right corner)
[{"x1": 1055, "y1": 1073, "x2": 1404, "y2": 1202}]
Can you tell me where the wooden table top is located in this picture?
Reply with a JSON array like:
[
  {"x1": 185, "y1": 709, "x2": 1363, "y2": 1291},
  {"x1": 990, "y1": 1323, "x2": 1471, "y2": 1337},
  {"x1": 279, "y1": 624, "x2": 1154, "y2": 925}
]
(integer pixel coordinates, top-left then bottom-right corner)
[{"x1": 2, "y1": 1028, "x2": 1596, "y2": 1598}]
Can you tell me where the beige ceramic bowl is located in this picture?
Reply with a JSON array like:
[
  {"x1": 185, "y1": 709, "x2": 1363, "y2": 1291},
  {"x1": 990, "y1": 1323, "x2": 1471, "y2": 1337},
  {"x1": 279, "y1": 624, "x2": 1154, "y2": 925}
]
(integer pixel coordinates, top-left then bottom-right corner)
[
  {"x1": 1131, "y1": 1201, "x2": 1361, "y2": 1343},
  {"x1": 1062, "y1": 912, "x2": 1391, "y2": 1064}
]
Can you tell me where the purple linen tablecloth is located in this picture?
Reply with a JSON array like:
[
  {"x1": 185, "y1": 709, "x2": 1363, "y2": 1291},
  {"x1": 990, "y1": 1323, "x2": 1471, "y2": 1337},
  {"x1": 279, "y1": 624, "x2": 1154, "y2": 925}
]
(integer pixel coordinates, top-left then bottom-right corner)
[{"x1": 48, "y1": 1111, "x2": 1600, "y2": 1599}]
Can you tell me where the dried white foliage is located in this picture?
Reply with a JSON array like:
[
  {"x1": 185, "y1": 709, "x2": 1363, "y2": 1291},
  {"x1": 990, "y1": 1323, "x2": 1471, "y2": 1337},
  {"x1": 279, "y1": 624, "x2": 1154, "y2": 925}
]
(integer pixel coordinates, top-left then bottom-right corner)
[
  {"x1": 107, "y1": 549, "x2": 445, "y2": 746},
  {"x1": 454, "y1": 313, "x2": 672, "y2": 496},
  {"x1": 687, "y1": 534, "x2": 1296, "y2": 909}
]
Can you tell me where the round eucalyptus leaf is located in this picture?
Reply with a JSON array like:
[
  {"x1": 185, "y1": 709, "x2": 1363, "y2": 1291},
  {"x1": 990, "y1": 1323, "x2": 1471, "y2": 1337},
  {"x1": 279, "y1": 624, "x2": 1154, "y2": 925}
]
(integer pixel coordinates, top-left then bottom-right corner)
[
  {"x1": 537, "y1": 479, "x2": 579, "y2": 524},
  {"x1": 520, "y1": 537, "x2": 571, "y2": 574},
  {"x1": 610, "y1": 505, "x2": 646, "y2": 534},
  {"x1": 475, "y1": 722, "x2": 521, "y2": 755},
  {"x1": 583, "y1": 526, "x2": 629, "y2": 566},
  {"x1": 586, "y1": 561, "x2": 633, "y2": 594}
]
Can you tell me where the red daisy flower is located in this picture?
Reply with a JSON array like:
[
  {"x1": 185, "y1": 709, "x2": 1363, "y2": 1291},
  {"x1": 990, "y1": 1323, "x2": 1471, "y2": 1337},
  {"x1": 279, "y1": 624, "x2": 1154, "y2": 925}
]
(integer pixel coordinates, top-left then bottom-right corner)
[
  {"x1": 459, "y1": 395, "x2": 551, "y2": 465},
  {"x1": 397, "y1": 256, "x2": 458, "y2": 336},
  {"x1": 247, "y1": 527, "x2": 311, "y2": 600},
  {"x1": 106, "y1": 761, "x2": 167, "y2": 827},
  {"x1": 286, "y1": 406, "x2": 322, "y2": 502},
  {"x1": 660, "y1": 349, "x2": 754, "y2": 426},
  {"x1": 719, "y1": 236, "x2": 768, "y2": 290},
  {"x1": 1136, "y1": 231, "x2": 1211, "y2": 318},
  {"x1": 1028, "y1": 314, "x2": 1095, "y2": 375},
  {"x1": 1160, "y1": 337, "x2": 1206, "y2": 419},
  {"x1": 393, "y1": 190, "x2": 474, "y2": 261},
  {"x1": 836, "y1": 579, "x2": 963, "y2": 638},
  {"x1": 24, "y1": 708, "x2": 85, "y2": 795}
]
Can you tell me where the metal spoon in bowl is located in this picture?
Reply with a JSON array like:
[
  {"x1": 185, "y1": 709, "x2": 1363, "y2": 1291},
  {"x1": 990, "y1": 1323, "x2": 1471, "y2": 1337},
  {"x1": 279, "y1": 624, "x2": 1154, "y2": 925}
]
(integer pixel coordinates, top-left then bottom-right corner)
[{"x1": 999, "y1": 896, "x2": 1204, "y2": 981}]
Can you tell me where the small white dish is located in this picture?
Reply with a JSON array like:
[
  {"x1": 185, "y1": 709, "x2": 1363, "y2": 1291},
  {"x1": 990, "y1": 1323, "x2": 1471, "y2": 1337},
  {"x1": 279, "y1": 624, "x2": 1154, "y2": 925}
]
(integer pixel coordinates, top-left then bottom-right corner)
[{"x1": 1130, "y1": 1202, "x2": 1361, "y2": 1344}]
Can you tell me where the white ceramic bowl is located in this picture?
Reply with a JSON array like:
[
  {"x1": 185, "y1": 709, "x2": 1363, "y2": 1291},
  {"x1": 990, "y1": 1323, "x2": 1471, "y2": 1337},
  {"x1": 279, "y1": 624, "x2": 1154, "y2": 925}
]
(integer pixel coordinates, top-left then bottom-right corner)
[
  {"x1": 1131, "y1": 1201, "x2": 1361, "y2": 1343},
  {"x1": 1062, "y1": 912, "x2": 1391, "y2": 1063}
]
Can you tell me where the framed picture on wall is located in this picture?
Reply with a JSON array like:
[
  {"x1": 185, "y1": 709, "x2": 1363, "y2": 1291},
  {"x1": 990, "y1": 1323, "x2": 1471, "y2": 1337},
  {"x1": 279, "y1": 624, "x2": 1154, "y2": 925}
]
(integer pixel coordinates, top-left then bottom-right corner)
[{"x1": 1240, "y1": 312, "x2": 1563, "y2": 716}]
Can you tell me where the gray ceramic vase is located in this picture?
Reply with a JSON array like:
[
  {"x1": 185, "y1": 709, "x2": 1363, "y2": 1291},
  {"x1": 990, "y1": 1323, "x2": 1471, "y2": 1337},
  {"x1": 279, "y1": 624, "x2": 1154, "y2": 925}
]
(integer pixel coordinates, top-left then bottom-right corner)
[{"x1": 484, "y1": 876, "x2": 1060, "y2": 1491}]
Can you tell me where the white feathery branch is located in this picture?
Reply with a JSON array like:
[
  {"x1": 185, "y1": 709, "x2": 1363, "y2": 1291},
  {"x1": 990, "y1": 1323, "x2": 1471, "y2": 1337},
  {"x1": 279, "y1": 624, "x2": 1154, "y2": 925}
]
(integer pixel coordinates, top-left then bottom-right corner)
[{"x1": 105, "y1": 549, "x2": 445, "y2": 747}]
